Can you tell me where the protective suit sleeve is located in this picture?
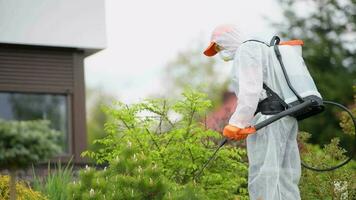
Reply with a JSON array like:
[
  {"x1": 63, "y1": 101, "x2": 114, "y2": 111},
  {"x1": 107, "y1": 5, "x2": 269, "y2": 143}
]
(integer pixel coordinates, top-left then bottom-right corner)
[{"x1": 228, "y1": 43, "x2": 264, "y2": 128}]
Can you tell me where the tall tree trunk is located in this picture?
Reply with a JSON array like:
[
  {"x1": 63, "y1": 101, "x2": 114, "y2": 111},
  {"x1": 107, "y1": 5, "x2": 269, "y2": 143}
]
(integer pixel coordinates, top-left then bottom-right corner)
[{"x1": 9, "y1": 170, "x2": 16, "y2": 200}]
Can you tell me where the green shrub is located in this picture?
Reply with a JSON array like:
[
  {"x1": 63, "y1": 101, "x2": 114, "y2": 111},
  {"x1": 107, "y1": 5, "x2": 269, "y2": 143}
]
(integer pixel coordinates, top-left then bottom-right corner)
[
  {"x1": 299, "y1": 132, "x2": 356, "y2": 199},
  {"x1": 0, "y1": 175, "x2": 47, "y2": 200},
  {"x1": 0, "y1": 120, "x2": 61, "y2": 170},
  {"x1": 32, "y1": 160, "x2": 74, "y2": 200},
  {"x1": 82, "y1": 89, "x2": 249, "y2": 199},
  {"x1": 0, "y1": 120, "x2": 61, "y2": 200},
  {"x1": 69, "y1": 143, "x2": 208, "y2": 199}
]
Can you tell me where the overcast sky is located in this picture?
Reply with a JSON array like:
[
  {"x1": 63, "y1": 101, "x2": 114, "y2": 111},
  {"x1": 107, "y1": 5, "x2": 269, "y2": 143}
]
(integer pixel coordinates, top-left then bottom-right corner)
[{"x1": 84, "y1": 0, "x2": 284, "y2": 103}]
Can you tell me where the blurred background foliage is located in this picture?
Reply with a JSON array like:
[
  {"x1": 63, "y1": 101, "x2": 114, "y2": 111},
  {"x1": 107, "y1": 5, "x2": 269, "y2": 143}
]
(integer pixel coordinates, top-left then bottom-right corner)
[
  {"x1": 163, "y1": 43, "x2": 229, "y2": 109},
  {"x1": 86, "y1": 87, "x2": 115, "y2": 151}
]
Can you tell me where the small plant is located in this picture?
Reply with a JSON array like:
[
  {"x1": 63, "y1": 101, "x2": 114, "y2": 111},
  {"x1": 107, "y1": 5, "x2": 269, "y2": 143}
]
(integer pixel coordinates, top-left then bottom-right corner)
[
  {"x1": 0, "y1": 175, "x2": 47, "y2": 200},
  {"x1": 69, "y1": 143, "x2": 168, "y2": 199},
  {"x1": 299, "y1": 132, "x2": 356, "y2": 199},
  {"x1": 82, "y1": 88, "x2": 249, "y2": 199},
  {"x1": 0, "y1": 120, "x2": 61, "y2": 200},
  {"x1": 32, "y1": 159, "x2": 74, "y2": 200},
  {"x1": 69, "y1": 142, "x2": 208, "y2": 199}
]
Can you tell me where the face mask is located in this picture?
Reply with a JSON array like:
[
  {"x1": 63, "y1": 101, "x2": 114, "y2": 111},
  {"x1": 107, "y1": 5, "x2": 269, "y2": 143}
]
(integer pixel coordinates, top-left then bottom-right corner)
[{"x1": 219, "y1": 49, "x2": 234, "y2": 62}]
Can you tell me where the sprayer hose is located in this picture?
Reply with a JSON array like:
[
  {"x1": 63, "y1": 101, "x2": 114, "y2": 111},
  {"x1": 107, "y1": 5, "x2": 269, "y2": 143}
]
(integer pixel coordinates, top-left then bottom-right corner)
[{"x1": 301, "y1": 100, "x2": 356, "y2": 172}]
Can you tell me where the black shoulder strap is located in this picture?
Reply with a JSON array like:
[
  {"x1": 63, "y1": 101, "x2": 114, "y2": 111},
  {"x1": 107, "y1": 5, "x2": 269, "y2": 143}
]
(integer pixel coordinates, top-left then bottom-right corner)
[{"x1": 263, "y1": 83, "x2": 289, "y2": 109}]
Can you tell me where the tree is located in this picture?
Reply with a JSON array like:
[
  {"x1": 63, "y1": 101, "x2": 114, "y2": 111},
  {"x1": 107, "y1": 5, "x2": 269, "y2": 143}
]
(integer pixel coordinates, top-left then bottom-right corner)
[
  {"x1": 0, "y1": 120, "x2": 61, "y2": 200},
  {"x1": 275, "y1": 0, "x2": 356, "y2": 147}
]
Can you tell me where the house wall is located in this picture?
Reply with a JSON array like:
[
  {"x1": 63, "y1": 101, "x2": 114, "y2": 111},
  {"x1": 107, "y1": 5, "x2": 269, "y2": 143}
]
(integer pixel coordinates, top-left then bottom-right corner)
[
  {"x1": 0, "y1": 43, "x2": 87, "y2": 162},
  {"x1": 0, "y1": 0, "x2": 106, "y2": 52},
  {"x1": 0, "y1": 0, "x2": 107, "y2": 163}
]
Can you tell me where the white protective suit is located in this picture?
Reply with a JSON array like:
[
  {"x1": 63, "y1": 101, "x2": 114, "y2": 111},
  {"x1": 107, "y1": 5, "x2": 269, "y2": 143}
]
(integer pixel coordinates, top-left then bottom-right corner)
[{"x1": 212, "y1": 25, "x2": 302, "y2": 200}]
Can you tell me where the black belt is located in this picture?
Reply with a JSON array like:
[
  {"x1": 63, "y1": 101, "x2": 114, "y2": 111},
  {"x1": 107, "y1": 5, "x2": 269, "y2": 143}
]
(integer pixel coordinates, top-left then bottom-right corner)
[
  {"x1": 255, "y1": 97, "x2": 286, "y2": 115},
  {"x1": 255, "y1": 83, "x2": 289, "y2": 115}
]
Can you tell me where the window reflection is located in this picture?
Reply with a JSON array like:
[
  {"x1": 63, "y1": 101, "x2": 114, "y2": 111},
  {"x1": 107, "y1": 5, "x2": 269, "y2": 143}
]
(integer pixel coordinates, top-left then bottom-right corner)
[{"x1": 0, "y1": 93, "x2": 68, "y2": 153}]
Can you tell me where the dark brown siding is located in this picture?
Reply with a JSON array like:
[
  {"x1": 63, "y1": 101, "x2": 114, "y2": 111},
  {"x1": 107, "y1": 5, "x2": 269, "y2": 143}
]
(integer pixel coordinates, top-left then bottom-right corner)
[
  {"x1": 0, "y1": 44, "x2": 74, "y2": 94},
  {"x1": 72, "y1": 52, "x2": 87, "y2": 163},
  {"x1": 0, "y1": 43, "x2": 87, "y2": 162}
]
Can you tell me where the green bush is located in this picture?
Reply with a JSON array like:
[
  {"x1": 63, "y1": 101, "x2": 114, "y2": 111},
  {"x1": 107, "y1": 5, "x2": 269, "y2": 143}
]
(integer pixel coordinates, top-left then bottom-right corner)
[
  {"x1": 0, "y1": 120, "x2": 61, "y2": 200},
  {"x1": 81, "y1": 89, "x2": 249, "y2": 199},
  {"x1": 69, "y1": 143, "x2": 208, "y2": 199},
  {"x1": 299, "y1": 132, "x2": 356, "y2": 199},
  {"x1": 0, "y1": 120, "x2": 61, "y2": 170},
  {"x1": 0, "y1": 175, "x2": 47, "y2": 200}
]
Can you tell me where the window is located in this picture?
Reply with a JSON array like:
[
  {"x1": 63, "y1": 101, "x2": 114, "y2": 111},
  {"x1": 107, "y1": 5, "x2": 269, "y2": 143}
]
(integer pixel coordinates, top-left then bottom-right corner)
[
  {"x1": 0, "y1": 44, "x2": 87, "y2": 162},
  {"x1": 0, "y1": 92, "x2": 69, "y2": 154}
]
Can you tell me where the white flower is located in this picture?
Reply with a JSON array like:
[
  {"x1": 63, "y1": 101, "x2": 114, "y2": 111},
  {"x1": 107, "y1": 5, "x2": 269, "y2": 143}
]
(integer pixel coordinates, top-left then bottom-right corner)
[
  {"x1": 89, "y1": 188, "x2": 95, "y2": 197},
  {"x1": 334, "y1": 181, "x2": 348, "y2": 199}
]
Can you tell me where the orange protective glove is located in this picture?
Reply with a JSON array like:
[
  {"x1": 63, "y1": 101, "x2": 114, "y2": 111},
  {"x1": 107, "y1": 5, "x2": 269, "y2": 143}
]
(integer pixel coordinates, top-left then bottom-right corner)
[{"x1": 223, "y1": 124, "x2": 256, "y2": 141}]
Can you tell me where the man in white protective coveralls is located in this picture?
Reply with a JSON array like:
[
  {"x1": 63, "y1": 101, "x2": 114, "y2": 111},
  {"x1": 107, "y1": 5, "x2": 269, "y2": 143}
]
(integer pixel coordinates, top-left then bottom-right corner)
[{"x1": 204, "y1": 24, "x2": 301, "y2": 200}]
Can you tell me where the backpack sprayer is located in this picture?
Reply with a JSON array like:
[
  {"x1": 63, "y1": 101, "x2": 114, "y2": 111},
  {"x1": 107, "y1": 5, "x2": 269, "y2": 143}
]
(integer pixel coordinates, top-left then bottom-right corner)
[{"x1": 195, "y1": 36, "x2": 356, "y2": 179}]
